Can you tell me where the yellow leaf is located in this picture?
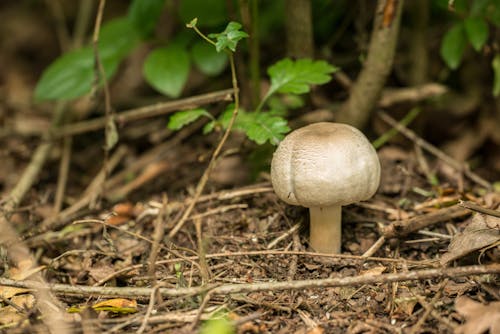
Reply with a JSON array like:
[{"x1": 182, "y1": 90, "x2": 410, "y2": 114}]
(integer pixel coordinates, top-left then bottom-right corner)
[{"x1": 92, "y1": 298, "x2": 138, "y2": 314}]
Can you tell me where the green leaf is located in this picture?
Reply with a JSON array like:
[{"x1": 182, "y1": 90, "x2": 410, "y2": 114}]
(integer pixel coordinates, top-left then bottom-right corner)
[
  {"x1": 143, "y1": 45, "x2": 190, "y2": 97},
  {"x1": 215, "y1": 106, "x2": 290, "y2": 145},
  {"x1": 440, "y1": 23, "x2": 467, "y2": 70},
  {"x1": 34, "y1": 18, "x2": 138, "y2": 100},
  {"x1": 241, "y1": 112, "x2": 290, "y2": 145},
  {"x1": 128, "y1": 0, "x2": 165, "y2": 38},
  {"x1": 208, "y1": 22, "x2": 249, "y2": 52},
  {"x1": 99, "y1": 18, "x2": 140, "y2": 59},
  {"x1": 200, "y1": 316, "x2": 234, "y2": 334},
  {"x1": 178, "y1": 0, "x2": 227, "y2": 27},
  {"x1": 191, "y1": 41, "x2": 228, "y2": 75},
  {"x1": 203, "y1": 120, "x2": 216, "y2": 134},
  {"x1": 492, "y1": 54, "x2": 500, "y2": 97},
  {"x1": 257, "y1": 58, "x2": 337, "y2": 110},
  {"x1": 266, "y1": 58, "x2": 337, "y2": 98},
  {"x1": 464, "y1": 17, "x2": 489, "y2": 51},
  {"x1": 168, "y1": 109, "x2": 212, "y2": 130}
]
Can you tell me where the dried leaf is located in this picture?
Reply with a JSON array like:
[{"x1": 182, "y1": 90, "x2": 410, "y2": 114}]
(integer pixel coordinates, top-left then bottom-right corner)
[
  {"x1": 440, "y1": 214, "x2": 500, "y2": 264},
  {"x1": 0, "y1": 260, "x2": 42, "y2": 298},
  {"x1": 394, "y1": 286, "x2": 418, "y2": 316},
  {"x1": 454, "y1": 296, "x2": 500, "y2": 334},
  {"x1": 112, "y1": 202, "x2": 135, "y2": 217},
  {"x1": 0, "y1": 294, "x2": 35, "y2": 326},
  {"x1": 361, "y1": 266, "x2": 387, "y2": 276},
  {"x1": 92, "y1": 298, "x2": 138, "y2": 313},
  {"x1": 105, "y1": 214, "x2": 130, "y2": 226}
]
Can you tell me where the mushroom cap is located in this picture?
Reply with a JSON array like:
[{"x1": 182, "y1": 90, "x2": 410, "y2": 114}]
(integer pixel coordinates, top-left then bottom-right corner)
[{"x1": 271, "y1": 122, "x2": 380, "y2": 207}]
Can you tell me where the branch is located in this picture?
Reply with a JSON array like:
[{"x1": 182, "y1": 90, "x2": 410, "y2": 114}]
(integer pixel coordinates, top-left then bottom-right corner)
[
  {"x1": 377, "y1": 111, "x2": 492, "y2": 189},
  {"x1": 0, "y1": 264, "x2": 497, "y2": 298},
  {"x1": 50, "y1": 89, "x2": 234, "y2": 138},
  {"x1": 338, "y1": 0, "x2": 404, "y2": 128}
]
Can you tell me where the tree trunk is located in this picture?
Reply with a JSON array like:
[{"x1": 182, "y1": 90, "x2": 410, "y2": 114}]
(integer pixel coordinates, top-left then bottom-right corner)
[
  {"x1": 337, "y1": 0, "x2": 404, "y2": 128},
  {"x1": 284, "y1": 0, "x2": 314, "y2": 58}
]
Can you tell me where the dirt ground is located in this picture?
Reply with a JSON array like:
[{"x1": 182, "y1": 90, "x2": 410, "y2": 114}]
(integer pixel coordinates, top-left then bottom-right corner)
[{"x1": 1, "y1": 2, "x2": 500, "y2": 334}]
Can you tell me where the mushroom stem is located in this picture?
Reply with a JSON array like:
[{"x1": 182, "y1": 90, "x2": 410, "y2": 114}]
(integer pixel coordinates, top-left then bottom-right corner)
[{"x1": 309, "y1": 206, "x2": 342, "y2": 253}]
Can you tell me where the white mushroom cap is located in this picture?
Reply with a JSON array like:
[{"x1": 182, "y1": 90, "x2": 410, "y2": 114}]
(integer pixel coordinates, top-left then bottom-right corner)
[{"x1": 271, "y1": 122, "x2": 380, "y2": 207}]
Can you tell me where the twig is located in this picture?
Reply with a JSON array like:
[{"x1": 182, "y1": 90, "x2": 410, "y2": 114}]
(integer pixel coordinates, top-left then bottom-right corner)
[
  {"x1": 136, "y1": 286, "x2": 160, "y2": 334},
  {"x1": 378, "y1": 83, "x2": 447, "y2": 108},
  {"x1": 93, "y1": 249, "x2": 425, "y2": 287},
  {"x1": 365, "y1": 205, "x2": 470, "y2": 256},
  {"x1": 408, "y1": 279, "x2": 447, "y2": 334},
  {"x1": 0, "y1": 210, "x2": 69, "y2": 334},
  {"x1": 362, "y1": 236, "x2": 386, "y2": 257},
  {"x1": 337, "y1": 0, "x2": 404, "y2": 128},
  {"x1": 267, "y1": 222, "x2": 300, "y2": 249},
  {"x1": 53, "y1": 136, "x2": 72, "y2": 215},
  {"x1": 195, "y1": 217, "x2": 211, "y2": 284},
  {"x1": 190, "y1": 289, "x2": 216, "y2": 331},
  {"x1": 35, "y1": 145, "x2": 128, "y2": 233},
  {"x1": 383, "y1": 205, "x2": 471, "y2": 239},
  {"x1": 51, "y1": 89, "x2": 234, "y2": 138},
  {"x1": 92, "y1": 0, "x2": 115, "y2": 206},
  {"x1": 377, "y1": 111, "x2": 492, "y2": 189},
  {"x1": 147, "y1": 195, "x2": 168, "y2": 285},
  {"x1": 72, "y1": 0, "x2": 94, "y2": 49},
  {"x1": 458, "y1": 200, "x2": 500, "y2": 218},
  {"x1": 287, "y1": 225, "x2": 301, "y2": 281},
  {"x1": 1, "y1": 264, "x2": 498, "y2": 298},
  {"x1": 168, "y1": 40, "x2": 242, "y2": 239},
  {"x1": 372, "y1": 107, "x2": 421, "y2": 149}
]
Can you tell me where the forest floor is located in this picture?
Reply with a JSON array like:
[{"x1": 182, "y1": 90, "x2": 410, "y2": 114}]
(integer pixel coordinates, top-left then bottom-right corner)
[
  {"x1": 1, "y1": 96, "x2": 499, "y2": 333},
  {"x1": 1, "y1": 3, "x2": 500, "y2": 334}
]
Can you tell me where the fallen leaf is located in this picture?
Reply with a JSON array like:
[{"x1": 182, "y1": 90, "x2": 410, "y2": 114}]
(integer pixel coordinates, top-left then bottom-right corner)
[
  {"x1": 0, "y1": 260, "x2": 42, "y2": 298},
  {"x1": 454, "y1": 296, "x2": 500, "y2": 334},
  {"x1": 440, "y1": 214, "x2": 500, "y2": 264},
  {"x1": 92, "y1": 298, "x2": 138, "y2": 314},
  {"x1": 105, "y1": 214, "x2": 130, "y2": 226},
  {"x1": 361, "y1": 266, "x2": 387, "y2": 276},
  {"x1": 394, "y1": 286, "x2": 418, "y2": 316},
  {"x1": 0, "y1": 294, "x2": 35, "y2": 326},
  {"x1": 112, "y1": 202, "x2": 135, "y2": 216}
]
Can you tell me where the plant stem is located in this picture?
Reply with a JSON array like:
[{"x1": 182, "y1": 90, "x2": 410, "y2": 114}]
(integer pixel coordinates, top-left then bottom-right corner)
[
  {"x1": 249, "y1": 0, "x2": 261, "y2": 108},
  {"x1": 168, "y1": 40, "x2": 241, "y2": 238},
  {"x1": 309, "y1": 206, "x2": 342, "y2": 253}
]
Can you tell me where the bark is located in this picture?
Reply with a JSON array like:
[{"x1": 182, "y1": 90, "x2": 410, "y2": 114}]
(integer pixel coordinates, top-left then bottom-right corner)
[
  {"x1": 284, "y1": 0, "x2": 314, "y2": 58},
  {"x1": 409, "y1": 0, "x2": 429, "y2": 85},
  {"x1": 338, "y1": 0, "x2": 404, "y2": 128}
]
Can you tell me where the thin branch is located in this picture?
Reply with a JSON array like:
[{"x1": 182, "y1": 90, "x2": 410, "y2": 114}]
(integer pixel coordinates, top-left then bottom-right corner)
[
  {"x1": 50, "y1": 89, "x2": 234, "y2": 138},
  {"x1": 147, "y1": 194, "x2": 168, "y2": 285},
  {"x1": 383, "y1": 205, "x2": 471, "y2": 239},
  {"x1": 91, "y1": 249, "x2": 425, "y2": 287},
  {"x1": 377, "y1": 110, "x2": 492, "y2": 189},
  {"x1": 338, "y1": 0, "x2": 404, "y2": 127},
  {"x1": 459, "y1": 200, "x2": 500, "y2": 218},
  {"x1": 1, "y1": 264, "x2": 498, "y2": 298},
  {"x1": 168, "y1": 49, "x2": 241, "y2": 238}
]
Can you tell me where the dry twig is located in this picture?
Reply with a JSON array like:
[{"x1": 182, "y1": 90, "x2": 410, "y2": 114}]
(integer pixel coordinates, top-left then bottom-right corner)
[
  {"x1": 377, "y1": 111, "x2": 492, "y2": 189},
  {"x1": 51, "y1": 89, "x2": 234, "y2": 138},
  {"x1": 1, "y1": 264, "x2": 497, "y2": 298}
]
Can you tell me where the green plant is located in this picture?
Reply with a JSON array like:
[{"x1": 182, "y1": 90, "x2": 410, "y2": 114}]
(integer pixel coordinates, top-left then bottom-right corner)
[
  {"x1": 438, "y1": 0, "x2": 500, "y2": 96},
  {"x1": 34, "y1": 0, "x2": 231, "y2": 101},
  {"x1": 168, "y1": 56, "x2": 338, "y2": 145}
]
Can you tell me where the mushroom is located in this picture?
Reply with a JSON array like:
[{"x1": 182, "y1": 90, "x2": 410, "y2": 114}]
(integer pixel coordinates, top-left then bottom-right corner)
[{"x1": 270, "y1": 122, "x2": 380, "y2": 253}]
